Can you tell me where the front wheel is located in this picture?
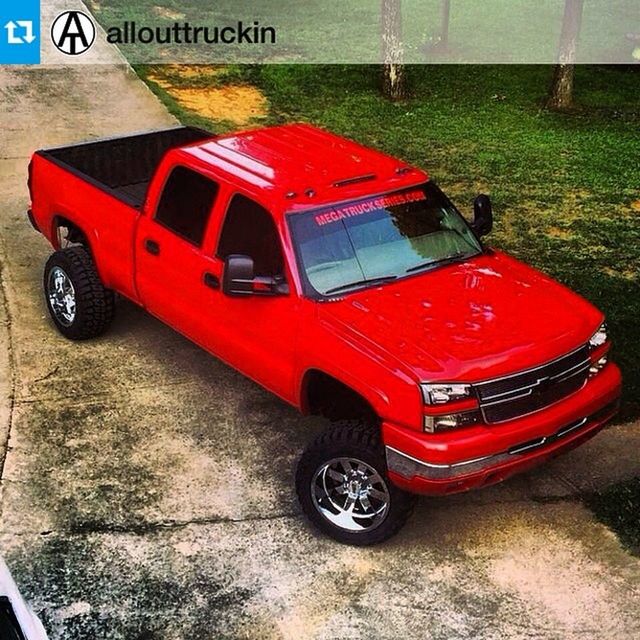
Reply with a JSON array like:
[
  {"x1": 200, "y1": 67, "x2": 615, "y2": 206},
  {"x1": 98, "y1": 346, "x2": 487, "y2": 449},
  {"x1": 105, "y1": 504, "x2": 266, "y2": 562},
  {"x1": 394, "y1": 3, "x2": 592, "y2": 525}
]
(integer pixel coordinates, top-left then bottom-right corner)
[{"x1": 296, "y1": 421, "x2": 415, "y2": 545}]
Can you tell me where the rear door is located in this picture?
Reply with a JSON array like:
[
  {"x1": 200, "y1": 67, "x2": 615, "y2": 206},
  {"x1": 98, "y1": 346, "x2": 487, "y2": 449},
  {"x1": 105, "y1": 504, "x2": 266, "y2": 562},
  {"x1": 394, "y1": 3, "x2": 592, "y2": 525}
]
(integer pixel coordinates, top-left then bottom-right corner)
[{"x1": 135, "y1": 164, "x2": 222, "y2": 339}]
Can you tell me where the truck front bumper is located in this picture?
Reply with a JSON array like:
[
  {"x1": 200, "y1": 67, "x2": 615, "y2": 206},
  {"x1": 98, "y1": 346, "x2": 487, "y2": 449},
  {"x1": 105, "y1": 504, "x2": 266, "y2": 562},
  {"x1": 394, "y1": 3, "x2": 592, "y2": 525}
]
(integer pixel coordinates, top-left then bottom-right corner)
[{"x1": 383, "y1": 363, "x2": 622, "y2": 495}]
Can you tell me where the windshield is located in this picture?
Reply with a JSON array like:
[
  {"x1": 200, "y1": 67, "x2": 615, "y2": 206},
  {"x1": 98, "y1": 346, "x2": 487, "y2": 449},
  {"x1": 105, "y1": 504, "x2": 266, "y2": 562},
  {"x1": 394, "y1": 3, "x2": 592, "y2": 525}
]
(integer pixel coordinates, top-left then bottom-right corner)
[{"x1": 288, "y1": 181, "x2": 482, "y2": 297}]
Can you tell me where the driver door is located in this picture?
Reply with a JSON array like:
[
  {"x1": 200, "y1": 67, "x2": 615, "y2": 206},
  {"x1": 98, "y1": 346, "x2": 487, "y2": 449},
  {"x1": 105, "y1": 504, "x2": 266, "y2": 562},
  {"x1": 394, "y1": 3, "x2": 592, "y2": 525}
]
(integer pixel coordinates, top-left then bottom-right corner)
[{"x1": 204, "y1": 193, "x2": 299, "y2": 403}]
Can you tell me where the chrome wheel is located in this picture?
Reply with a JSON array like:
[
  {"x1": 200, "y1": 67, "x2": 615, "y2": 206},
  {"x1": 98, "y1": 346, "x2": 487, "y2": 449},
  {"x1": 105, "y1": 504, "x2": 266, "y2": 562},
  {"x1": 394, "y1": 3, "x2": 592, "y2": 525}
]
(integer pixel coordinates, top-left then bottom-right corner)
[
  {"x1": 47, "y1": 266, "x2": 76, "y2": 326},
  {"x1": 311, "y1": 457, "x2": 390, "y2": 532}
]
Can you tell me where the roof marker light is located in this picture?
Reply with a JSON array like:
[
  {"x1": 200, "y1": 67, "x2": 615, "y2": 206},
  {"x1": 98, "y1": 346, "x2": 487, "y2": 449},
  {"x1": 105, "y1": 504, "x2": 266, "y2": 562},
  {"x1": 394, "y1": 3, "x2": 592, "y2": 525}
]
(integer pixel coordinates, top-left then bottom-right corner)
[{"x1": 333, "y1": 174, "x2": 376, "y2": 188}]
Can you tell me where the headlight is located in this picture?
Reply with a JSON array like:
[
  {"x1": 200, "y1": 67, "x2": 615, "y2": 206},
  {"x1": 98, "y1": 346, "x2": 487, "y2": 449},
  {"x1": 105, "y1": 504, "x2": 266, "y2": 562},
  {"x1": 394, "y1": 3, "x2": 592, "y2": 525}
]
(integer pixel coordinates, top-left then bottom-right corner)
[
  {"x1": 421, "y1": 383, "x2": 472, "y2": 405},
  {"x1": 589, "y1": 322, "x2": 608, "y2": 349},
  {"x1": 588, "y1": 322, "x2": 610, "y2": 377}
]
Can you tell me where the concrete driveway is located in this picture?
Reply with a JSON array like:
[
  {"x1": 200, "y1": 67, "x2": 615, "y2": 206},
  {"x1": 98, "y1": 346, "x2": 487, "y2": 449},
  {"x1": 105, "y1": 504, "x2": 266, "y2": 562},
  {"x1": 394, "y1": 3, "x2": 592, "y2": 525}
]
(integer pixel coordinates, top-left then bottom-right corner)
[{"x1": 2, "y1": 19, "x2": 640, "y2": 640}]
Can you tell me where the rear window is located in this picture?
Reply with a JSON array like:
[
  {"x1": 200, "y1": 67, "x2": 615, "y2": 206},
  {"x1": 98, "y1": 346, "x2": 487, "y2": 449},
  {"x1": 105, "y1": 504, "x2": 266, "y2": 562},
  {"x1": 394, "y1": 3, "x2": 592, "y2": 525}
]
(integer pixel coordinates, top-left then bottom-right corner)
[{"x1": 155, "y1": 166, "x2": 218, "y2": 246}]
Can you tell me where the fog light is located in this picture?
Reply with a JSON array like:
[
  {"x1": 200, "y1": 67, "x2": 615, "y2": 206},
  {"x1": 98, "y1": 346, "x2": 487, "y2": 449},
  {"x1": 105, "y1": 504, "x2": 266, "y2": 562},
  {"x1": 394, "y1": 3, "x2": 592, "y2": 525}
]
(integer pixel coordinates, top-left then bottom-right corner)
[
  {"x1": 589, "y1": 354, "x2": 608, "y2": 376},
  {"x1": 424, "y1": 410, "x2": 481, "y2": 433}
]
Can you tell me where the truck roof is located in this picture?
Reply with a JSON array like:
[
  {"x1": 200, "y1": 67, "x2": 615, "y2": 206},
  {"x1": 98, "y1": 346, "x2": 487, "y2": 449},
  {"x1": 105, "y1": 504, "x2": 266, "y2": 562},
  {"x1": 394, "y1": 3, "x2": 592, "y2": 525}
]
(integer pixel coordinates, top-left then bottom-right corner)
[{"x1": 182, "y1": 123, "x2": 429, "y2": 212}]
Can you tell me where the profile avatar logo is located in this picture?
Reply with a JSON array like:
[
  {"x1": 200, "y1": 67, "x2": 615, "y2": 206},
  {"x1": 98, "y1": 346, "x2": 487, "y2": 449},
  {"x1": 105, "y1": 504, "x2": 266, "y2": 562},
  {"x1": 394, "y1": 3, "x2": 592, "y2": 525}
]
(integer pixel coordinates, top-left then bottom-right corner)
[{"x1": 51, "y1": 11, "x2": 96, "y2": 55}]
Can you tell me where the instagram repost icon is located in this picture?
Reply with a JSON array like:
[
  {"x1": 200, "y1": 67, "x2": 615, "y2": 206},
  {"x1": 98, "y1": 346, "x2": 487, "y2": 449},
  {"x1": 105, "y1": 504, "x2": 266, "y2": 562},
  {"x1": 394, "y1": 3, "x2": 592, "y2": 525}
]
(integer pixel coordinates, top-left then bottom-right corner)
[
  {"x1": 51, "y1": 11, "x2": 96, "y2": 56},
  {"x1": 0, "y1": 0, "x2": 40, "y2": 64}
]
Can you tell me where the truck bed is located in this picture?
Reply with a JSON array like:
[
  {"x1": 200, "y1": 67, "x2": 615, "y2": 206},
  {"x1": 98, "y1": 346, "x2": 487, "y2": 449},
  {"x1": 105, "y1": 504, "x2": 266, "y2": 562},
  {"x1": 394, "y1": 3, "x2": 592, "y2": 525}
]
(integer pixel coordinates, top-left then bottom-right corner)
[{"x1": 37, "y1": 126, "x2": 212, "y2": 208}]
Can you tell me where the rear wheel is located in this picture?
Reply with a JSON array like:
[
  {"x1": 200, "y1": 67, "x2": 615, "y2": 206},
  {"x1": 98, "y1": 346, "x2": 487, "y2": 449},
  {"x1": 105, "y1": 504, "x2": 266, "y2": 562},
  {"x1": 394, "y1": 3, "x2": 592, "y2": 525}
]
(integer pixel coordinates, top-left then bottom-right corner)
[
  {"x1": 296, "y1": 420, "x2": 415, "y2": 545},
  {"x1": 44, "y1": 246, "x2": 115, "y2": 340}
]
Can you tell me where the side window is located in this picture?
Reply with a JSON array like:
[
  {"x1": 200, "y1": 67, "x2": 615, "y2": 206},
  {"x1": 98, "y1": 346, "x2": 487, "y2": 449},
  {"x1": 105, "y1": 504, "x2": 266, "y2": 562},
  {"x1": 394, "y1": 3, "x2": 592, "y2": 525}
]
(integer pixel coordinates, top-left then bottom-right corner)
[
  {"x1": 217, "y1": 194, "x2": 284, "y2": 277},
  {"x1": 155, "y1": 166, "x2": 219, "y2": 246}
]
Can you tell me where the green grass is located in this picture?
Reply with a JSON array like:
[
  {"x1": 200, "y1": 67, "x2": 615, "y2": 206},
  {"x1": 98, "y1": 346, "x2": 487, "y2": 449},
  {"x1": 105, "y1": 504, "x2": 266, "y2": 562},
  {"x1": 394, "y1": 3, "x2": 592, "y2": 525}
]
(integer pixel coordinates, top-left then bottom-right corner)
[
  {"x1": 135, "y1": 63, "x2": 640, "y2": 422},
  {"x1": 586, "y1": 478, "x2": 640, "y2": 555}
]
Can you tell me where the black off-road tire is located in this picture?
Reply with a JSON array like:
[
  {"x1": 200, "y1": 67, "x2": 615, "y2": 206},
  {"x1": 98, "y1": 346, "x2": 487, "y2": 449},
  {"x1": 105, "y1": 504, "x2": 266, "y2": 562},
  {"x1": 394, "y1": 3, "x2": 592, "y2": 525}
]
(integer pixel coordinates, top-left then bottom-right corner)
[
  {"x1": 296, "y1": 420, "x2": 415, "y2": 545},
  {"x1": 43, "y1": 246, "x2": 115, "y2": 340}
]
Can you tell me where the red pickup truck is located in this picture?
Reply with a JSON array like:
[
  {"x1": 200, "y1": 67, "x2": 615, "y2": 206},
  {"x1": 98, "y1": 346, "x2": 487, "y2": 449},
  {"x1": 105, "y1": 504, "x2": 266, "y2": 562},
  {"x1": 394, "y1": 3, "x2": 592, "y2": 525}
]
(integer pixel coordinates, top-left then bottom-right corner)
[{"x1": 28, "y1": 124, "x2": 621, "y2": 545}]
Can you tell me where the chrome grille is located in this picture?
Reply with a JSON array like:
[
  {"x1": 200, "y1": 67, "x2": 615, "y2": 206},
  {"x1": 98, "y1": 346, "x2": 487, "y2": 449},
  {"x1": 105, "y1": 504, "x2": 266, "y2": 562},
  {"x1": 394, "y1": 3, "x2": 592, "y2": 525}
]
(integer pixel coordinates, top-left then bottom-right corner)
[{"x1": 475, "y1": 345, "x2": 590, "y2": 424}]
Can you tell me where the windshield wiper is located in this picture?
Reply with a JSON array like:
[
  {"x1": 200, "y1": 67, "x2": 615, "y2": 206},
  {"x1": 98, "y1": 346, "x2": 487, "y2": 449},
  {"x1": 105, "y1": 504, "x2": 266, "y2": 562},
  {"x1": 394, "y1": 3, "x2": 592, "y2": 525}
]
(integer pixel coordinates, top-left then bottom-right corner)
[
  {"x1": 405, "y1": 252, "x2": 469, "y2": 274},
  {"x1": 325, "y1": 275, "x2": 398, "y2": 295}
]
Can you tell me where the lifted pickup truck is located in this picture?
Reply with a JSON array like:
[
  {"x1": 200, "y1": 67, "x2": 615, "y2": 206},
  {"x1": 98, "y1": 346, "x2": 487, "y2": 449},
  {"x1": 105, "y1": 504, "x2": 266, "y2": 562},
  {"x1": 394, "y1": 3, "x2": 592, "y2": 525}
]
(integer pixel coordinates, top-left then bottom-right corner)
[{"x1": 28, "y1": 124, "x2": 621, "y2": 545}]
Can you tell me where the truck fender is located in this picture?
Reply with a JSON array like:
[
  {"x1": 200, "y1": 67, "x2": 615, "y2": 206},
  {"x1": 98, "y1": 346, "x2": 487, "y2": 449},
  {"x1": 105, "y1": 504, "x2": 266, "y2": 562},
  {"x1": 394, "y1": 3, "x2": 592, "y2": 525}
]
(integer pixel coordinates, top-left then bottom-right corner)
[
  {"x1": 299, "y1": 368, "x2": 387, "y2": 424},
  {"x1": 49, "y1": 213, "x2": 106, "y2": 280}
]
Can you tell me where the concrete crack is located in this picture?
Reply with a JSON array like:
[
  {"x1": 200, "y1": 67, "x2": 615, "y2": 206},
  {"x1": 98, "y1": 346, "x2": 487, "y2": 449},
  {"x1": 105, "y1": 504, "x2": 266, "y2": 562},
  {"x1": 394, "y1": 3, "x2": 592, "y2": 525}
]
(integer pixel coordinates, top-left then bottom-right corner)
[
  {"x1": 32, "y1": 366, "x2": 60, "y2": 383},
  {"x1": 0, "y1": 251, "x2": 17, "y2": 491},
  {"x1": 549, "y1": 469, "x2": 583, "y2": 495},
  {"x1": 529, "y1": 493, "x2": 582, "y2": 505},
  {"x1": 25, "y1": 511, "x2": 302, "y2": 537}
]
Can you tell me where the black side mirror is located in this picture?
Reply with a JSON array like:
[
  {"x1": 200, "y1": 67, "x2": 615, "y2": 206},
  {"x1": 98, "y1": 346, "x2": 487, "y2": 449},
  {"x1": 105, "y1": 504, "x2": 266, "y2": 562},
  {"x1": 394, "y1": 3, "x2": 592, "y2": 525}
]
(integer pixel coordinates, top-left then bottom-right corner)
[
  {"x1": 222, "y1": 254, "x2": 289, "y2": 297},
  {"x1": 472, "y1": 194, "x2": 493, "y2": 237},
  {"x1": 223, "y1": 254, "x2": 255, "y2": 295}
]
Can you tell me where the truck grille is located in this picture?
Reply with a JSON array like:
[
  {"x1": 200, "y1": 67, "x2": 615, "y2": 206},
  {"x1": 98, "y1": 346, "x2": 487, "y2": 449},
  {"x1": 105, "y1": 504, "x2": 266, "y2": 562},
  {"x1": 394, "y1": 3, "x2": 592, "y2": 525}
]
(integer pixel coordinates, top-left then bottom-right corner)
[{"x1": 475, "y1": 345, "x2": 590, "y2": 424}]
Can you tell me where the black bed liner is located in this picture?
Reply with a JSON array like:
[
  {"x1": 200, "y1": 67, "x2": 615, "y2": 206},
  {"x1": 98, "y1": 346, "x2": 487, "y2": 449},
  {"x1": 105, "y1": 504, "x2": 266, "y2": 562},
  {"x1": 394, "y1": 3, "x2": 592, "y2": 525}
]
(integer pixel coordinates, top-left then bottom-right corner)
[{"x1": 38, "y1": 126, "x2": 213, "y2": 208}]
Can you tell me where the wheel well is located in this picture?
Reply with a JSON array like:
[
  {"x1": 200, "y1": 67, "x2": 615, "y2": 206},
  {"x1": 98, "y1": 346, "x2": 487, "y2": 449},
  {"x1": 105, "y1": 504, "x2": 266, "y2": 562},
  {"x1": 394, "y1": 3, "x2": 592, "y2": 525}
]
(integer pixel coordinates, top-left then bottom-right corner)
[
  {"x1": 53, "y1": 216, "x2": 89, "y2": 250},
  {"x1": 303, "y1": 370, "x2": 378, "y2": 425}
]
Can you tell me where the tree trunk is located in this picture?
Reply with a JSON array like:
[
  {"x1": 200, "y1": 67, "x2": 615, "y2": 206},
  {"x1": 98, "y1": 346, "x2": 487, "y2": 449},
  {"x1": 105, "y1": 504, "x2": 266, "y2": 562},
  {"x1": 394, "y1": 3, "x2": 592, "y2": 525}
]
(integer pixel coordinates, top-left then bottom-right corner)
[
  {"x1": 382, "y1": 63, "x2": 406, "y2": 100},
  {"x1": 381, "y1": 0, "x2": 406, "y2": 100},
  {"x1": 547, "y1": 0, "x2": 584, "y2": 110},
  {"x1": 439, "y1": 0, "x2": 451, "y2": 50},
  {"x1": 547, "y1": 64, "x2": 575, "y2": 110}
]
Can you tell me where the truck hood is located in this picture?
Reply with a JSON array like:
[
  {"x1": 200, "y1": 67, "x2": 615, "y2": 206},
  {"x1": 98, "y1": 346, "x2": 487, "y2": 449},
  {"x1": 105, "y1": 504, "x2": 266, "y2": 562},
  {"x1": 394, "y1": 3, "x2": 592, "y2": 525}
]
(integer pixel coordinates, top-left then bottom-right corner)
[{"x1": 318, "y1": 250, "x2": 602, "y2": 382}]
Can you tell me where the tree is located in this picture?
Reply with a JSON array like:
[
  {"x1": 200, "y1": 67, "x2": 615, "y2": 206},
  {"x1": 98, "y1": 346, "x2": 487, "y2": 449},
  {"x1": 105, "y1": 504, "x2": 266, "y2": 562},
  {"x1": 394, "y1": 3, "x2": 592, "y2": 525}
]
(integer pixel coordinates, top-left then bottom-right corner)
[
  {"x1": 438, "y1": 0, "x2": 451, "y2": 51},
  {"x1": 421, "y1": 0, "x2": 451, "y2": 57},
  {"x1": 381, "y1": 0, "x2": 406, "y2": 100},
  {"x1": 547, "y1": 0, "x2": 584, "y2": 110}
]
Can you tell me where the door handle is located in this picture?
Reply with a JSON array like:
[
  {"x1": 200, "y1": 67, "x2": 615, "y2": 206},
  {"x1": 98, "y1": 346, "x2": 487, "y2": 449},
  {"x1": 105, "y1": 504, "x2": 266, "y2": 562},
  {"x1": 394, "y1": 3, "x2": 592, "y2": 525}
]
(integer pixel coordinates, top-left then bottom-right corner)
[
  {"x1": 144, "y1": 239, "x2": 160, "y2": 256},
  {"x1": 203, "y1": 272, "x2": 220, "y2": 290}
]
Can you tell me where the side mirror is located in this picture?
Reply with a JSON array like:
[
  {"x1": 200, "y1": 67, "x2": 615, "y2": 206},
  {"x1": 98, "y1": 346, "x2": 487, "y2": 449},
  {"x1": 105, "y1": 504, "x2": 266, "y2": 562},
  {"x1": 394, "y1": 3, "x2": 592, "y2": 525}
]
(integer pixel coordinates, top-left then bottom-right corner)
[
  {"x1": 223, "y1": 254, "x2": 255, "y2": 295},
  {"x1": 472, "y1": 194, "x2": 493, "y2": 237},
  {"x1": 222, "y1": 254, "x2": 289, "y2": 297}
]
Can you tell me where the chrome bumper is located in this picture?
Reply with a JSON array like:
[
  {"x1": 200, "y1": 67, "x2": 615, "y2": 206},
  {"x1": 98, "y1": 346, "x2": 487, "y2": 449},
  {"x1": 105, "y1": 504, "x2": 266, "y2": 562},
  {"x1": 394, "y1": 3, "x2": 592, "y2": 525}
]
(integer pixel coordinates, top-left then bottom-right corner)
[{"x1": 386, "y1": 400, "x2": 618, "y2": 481}]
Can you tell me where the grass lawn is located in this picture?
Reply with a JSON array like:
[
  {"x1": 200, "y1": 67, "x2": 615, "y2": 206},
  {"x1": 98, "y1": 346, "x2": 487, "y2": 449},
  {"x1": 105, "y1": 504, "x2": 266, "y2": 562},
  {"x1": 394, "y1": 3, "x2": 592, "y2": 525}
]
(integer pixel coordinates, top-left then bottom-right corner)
[{"x1": 134, "y1": 63, "x2": 640, "y2": 553}]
